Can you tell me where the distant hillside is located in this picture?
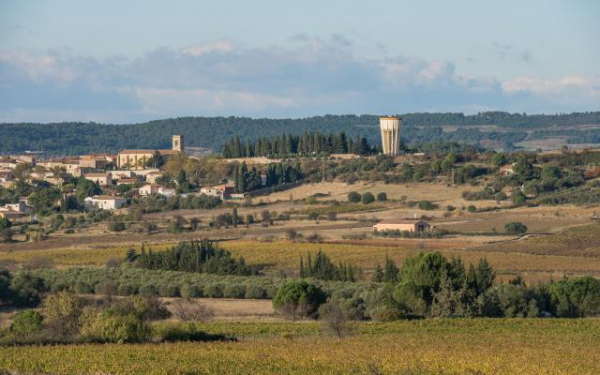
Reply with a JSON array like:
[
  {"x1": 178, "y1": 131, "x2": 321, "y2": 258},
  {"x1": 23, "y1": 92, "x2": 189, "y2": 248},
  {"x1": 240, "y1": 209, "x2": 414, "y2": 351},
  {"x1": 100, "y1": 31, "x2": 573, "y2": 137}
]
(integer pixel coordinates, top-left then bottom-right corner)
[{"x1": 0, "y1": 112, "x2": 599, "y2": 156}]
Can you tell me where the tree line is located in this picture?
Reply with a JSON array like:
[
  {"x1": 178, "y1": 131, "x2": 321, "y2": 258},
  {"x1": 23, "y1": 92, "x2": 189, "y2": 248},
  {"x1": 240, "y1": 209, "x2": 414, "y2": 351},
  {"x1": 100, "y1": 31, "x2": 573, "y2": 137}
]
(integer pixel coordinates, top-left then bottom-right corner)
[
  {"x1": 127, "y1": 240, "x2": 261, "y2": 276},
  {"x1": 2, "y1": 112, "x2": 598, "y2": 156},
  {"x1": 232, "y1": 161, "x2": 303, "y2": 194},
  {"x1": 222, "y1": 131, "x2": 375, "y2": 158}
]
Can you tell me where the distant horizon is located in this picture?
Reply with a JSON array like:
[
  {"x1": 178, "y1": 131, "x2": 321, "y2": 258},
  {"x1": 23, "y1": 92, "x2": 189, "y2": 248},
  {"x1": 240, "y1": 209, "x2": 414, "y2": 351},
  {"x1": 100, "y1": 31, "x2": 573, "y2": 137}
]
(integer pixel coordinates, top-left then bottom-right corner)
[{"x1": 2, "y1": 110, "x2": 599, "y2": 126}]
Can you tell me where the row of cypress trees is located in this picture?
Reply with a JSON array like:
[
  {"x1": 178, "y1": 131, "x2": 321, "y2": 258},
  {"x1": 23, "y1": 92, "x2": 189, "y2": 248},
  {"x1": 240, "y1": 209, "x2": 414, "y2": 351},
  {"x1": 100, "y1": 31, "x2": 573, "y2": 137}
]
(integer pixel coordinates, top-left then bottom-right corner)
[{"x1": 222, "y1": 131, "x2": 375, "y2": 158}]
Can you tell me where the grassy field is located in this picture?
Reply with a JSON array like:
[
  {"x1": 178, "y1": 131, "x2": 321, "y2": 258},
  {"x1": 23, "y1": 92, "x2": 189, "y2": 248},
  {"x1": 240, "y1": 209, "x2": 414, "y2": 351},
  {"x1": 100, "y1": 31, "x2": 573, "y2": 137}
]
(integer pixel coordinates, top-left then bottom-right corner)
[{"x1": 1, "y1": 319, "x2": 599, "y2": 374}]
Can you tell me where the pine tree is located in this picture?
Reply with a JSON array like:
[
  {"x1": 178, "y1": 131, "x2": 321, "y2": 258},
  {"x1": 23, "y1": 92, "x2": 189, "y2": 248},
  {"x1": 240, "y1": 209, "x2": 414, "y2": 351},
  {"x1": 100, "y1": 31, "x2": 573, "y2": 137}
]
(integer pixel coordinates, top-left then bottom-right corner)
[
  {"x1": 372, "y1": 264, "x2": 384, "y2": 282},
  {"x1": 384, "y1": 255, "x2": 399, "y2": 283}
]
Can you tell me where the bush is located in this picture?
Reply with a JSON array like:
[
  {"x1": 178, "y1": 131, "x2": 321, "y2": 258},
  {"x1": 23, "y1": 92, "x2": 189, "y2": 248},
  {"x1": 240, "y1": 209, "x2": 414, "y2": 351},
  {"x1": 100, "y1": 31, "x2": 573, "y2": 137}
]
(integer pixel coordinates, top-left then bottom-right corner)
[
  {"x1": 43, "y1": 291, "x2": 84, "y2": 338},
  {"x1": 376, "y1": 192, "x2": 387, "y2": 202},
  {"x1": 139, "y1": 284, "x2": 158, "y2": 297},
  {"x1": 467, "y1": 205, "x2": 477, "y2": 213},
  {"x1": 505, "y1": 222, "x2": 528, "y2": 235},
  {"x1": 223, "y1": 284, "x2": 246, "y2": 298},
  {"x1": 81, "y1": 312, "x2": 152, "y2": 343},
  {"x1": 158, "y1": 284, "x2": 179, "y2": 297},
  {"x1": 318, "y1": 300, "x2": 354, "y2": 338},
  {"x1": 273, "y1": 280, "x2": 326, "y2": 319},
  {"x1": 361, "y1": 192, "x2": 375, "y2": 204},
  {"x1": 417, "y1": 200, "x2": 438, "y2": 210},
  {"x1": 347, "y1": 192, "x2": 361, "y2": 203},
  {"x1": 9, "y1": 272, "x2": 47, "y2": 307},
  {"x1": 108, "y1": 221, "x2": 126, "y2": 232},
  {"x1": 180, "y1": 284, "x2": 202, "y2": 299},
  {"x1": 117, "y1": 283, "x2": 138, "y2": 296},
  {"x1": 244, "y1": 285, "x2": 267, "y2": 299},
  {"x1": 11, "y1": 310, "x2": 43, "y2": 335},
  {"x1": 205, "y1": 283, "x2": 224, "y2": 298}
]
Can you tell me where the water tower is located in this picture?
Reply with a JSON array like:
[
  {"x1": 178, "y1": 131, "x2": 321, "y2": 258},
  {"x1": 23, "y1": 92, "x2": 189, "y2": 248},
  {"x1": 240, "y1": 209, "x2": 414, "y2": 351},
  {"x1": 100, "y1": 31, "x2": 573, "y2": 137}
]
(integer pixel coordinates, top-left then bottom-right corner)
[{"x1": 379, "y1": 116, "x2": 401, "y2": 156}]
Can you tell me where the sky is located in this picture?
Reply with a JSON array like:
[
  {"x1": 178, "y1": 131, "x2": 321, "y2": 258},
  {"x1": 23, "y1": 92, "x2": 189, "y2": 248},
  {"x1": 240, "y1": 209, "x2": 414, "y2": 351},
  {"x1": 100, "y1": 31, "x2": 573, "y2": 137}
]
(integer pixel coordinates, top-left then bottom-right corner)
[{"x1": 0, "y1": 0, "x2": 599, "y2": 123}]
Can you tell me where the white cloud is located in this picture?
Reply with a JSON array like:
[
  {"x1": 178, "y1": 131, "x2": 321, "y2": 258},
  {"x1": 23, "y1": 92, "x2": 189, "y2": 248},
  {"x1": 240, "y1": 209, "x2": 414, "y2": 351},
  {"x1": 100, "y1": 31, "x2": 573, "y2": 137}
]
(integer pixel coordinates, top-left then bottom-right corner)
[{"x1": 0, "y1": 36, "x2": 597, "y2": 122}]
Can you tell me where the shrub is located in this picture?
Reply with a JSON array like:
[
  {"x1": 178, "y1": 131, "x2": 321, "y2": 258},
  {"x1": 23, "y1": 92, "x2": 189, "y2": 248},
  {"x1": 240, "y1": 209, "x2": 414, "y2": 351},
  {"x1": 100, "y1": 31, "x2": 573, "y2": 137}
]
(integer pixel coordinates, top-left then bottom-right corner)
[
  {"x1": 318, "y1": 300, "x2": 354, "y2": 338},
  {"x1": 11, "y1": 310, "x2": 43, "y2": 336},
  {"x1": 43, "y1": 291, "x2": 84, "y2": 338},
  {"x1": 376, "y1": 192, "x2": 387, "y2": 202},
  {"x1": 223, "y1": 284, "x2": 246, "y2": 298},
  {"x1": 273, "y1": 280, "x2": 326, "y2": 319},
  {"x1": 139, "y1": 284, "x2": 158, "y2": 297},
  {"x1": 417, "y1": 200, "x2": 438, "y2": 210},
  {"x1": 467, "y1": 205, "x2": 477, "y2": 213},
  {"x1": 347, "y1": 192, "x2": 361, "y2": 203},
  {"x1": 180, "y1": 284, "x2": 202, "y2": 299},
  {"x1": 205, "y1": 283, "x2": 224, "y2": 298},
  {"x1": 245, "y1": 285, "x2": 267, "y2": 299},
  {"x1": 81, "y1": 311, "x2": 152, "y2": 343},
  {"x1": 9, "y1": 272, "x2": 47, "y2": 307},
  {"x1": 117, "y1": 283, "x2": 137, "y2": 296},
  {"x1": 361, "y1": 192, "x2": 375, "y2": 204},
  {"x1": 108, "y1": 221, "x2": 126, "y2": 232},
  {"x1": 505, "y1": 222, "x2": 528, "y2": 235},
  {"x1": 158, "y1": 284, "x2": 179, "y2": 297},
  {"x1": 285, "y1": 228, "x2": 298, "y2": 241}
]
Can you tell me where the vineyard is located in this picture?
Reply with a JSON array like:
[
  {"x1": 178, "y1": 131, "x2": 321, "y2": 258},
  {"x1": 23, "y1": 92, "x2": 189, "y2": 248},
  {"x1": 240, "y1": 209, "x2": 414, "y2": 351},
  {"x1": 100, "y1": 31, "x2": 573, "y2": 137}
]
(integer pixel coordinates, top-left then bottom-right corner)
[
  {"x1": 2, "y1": 319, "x2": 599, "y2": 374},
  {"x1": 478, "y1": 222, "x2": 600, "y2": 257}
]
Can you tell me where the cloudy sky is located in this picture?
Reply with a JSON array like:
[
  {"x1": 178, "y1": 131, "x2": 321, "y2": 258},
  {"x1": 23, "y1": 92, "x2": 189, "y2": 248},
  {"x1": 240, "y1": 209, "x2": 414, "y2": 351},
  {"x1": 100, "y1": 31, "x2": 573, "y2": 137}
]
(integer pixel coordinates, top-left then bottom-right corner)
[{"x1": 0, "y1": 0, "x2": 598, "y2": 123}]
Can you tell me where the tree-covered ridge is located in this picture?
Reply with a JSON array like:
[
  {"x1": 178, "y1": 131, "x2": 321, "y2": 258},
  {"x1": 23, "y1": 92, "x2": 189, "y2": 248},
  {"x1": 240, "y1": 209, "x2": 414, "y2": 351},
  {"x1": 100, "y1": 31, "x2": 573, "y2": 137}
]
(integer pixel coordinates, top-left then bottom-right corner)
[{"x1": 0, "y1": 112, "x2": 598, "y2": 156}]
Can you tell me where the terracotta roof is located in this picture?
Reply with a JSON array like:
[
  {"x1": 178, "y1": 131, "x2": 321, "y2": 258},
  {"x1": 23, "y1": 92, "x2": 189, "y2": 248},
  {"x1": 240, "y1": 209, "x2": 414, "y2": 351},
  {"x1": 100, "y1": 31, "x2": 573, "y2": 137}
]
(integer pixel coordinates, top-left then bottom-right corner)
[
  {"x1": 118, "y1": 150, "x2": 157, "y2": 155},
  {"x1": 377, "y1": 219, "x2": 428, "y2": 225},
  {"x1": 85, "y1": 173, "x2": 111, "y2": 177},
  {"x1": 89, "y1": 195, "x2": 125, "y2": 200},
  {"x1": 158, "y1": 150, "x2": 179, "y2": 155}
]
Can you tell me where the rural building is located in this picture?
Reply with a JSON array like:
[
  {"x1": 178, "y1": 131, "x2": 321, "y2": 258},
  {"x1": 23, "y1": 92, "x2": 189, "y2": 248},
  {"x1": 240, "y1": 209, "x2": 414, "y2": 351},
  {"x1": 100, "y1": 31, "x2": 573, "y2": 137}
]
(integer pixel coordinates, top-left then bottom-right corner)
[
  {"x1": 0, "y1": 200, "x2": 30, "y2": 219},
  {"x1": 373, "y1": 219, "x2": 432, "y2": 233},
  {"x1": 79, "y1": 154, "x2": 116, "y2": 169},
  {"x1": 84, "y1": 172, "x2": 113, "y2": 186},
  {"x1": 116, "y1": 178, "x2": 138, "y2": 186},
  {"x1": 145, "y1": 171, "x2": 163, "y2": 184},
  {"x1": 37, "y1": 158, "x2": 80, "y2": 175},
  {"x1": 139, "y1": 184, "x2": 176, "y2": 197},
  {"x1": 499, "y1": 164, "x2": 515, "y2": 176},
  {"x1": 200, "y1": 184, "x2": 234, "y2": 199},
  {"x1": 84, "y1": 195, "x2": 127, "y2": 210},
  {"x1": 0, "y1": 171, "x2": 14, "y2": 183}
]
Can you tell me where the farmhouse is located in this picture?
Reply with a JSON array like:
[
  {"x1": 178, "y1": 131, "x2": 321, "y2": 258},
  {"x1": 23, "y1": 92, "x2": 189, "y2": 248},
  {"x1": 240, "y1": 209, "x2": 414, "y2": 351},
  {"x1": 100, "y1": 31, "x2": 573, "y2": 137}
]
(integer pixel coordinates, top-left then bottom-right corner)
[
  {"x1": 373, "y1": 219, "x2": 432, "y2": 233},
  {"x1": 0, "y1": 200, "x2": 30, "y2": 219},
  {"x1": 200, "y1": 184, "x2": 234, "y2": 199},
  {"x1": 84, "y1": 195, "x2": 127, "y2": 210},
  {"x1": 84, "y1": 172, "x2": 113, "y2": 186}
]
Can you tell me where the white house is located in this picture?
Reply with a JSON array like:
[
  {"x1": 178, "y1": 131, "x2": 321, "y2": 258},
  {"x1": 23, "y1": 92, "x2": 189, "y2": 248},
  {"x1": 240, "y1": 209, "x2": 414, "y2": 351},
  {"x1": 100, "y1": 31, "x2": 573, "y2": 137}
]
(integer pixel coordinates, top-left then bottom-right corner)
[
  {"x1": 84, "y1": 195, "x2": 127, "y2": 210},
  {"x1": 84, "y1": 172, "x2": 113, "y2": 186},
  {"x1": 139, "y1": 184, "x2": 177, "y2": 197}
]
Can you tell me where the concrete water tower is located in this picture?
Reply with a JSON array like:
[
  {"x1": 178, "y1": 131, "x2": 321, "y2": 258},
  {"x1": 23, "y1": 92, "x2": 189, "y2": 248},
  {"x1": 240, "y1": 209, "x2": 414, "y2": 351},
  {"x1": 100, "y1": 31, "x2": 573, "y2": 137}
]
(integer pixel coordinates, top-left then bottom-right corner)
[{"x1": 379, "y1": 116, "x2": 401, "y2": 156}]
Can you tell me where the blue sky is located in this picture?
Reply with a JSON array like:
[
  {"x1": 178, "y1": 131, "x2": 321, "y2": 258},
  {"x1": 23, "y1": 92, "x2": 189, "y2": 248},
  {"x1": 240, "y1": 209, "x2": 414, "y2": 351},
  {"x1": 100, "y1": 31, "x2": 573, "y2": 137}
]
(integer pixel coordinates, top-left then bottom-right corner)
[{"x1": 0, "y1": 0, "x2": 598, "y2": 123}]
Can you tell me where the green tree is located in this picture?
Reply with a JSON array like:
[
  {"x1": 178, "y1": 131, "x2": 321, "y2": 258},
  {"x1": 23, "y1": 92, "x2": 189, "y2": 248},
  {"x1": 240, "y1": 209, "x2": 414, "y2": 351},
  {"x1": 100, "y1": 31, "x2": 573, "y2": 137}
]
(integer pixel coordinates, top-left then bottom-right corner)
[
  {"x1": 361, "y1": 192, "x2": 375, "y2": 204},
  {"x1": 376, "y1": 192, "x2": 387, "y2": 202},
  {"x1": 347, "y1": 191, "x2": 361, "y2": 203},
  {"x1": 10, "y1": 310, "x2": 43, "y2": 336},
  {"x1": 272, "y1": 280, "x2": 326, "y2": 319},
  {"x1": 9, "y1": 272, "x2": 46, "y2": 307},
  {"x1": 505, "y1": 222, "x2": 527, "y2": 235}
]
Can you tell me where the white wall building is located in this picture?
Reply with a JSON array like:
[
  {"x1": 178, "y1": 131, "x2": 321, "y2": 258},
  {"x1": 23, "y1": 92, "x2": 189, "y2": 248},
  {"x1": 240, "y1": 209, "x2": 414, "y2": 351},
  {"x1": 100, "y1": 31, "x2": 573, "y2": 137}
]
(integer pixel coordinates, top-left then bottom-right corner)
[{"x1": 84, "y1": 196, "x2": 127, "y2": 210}]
